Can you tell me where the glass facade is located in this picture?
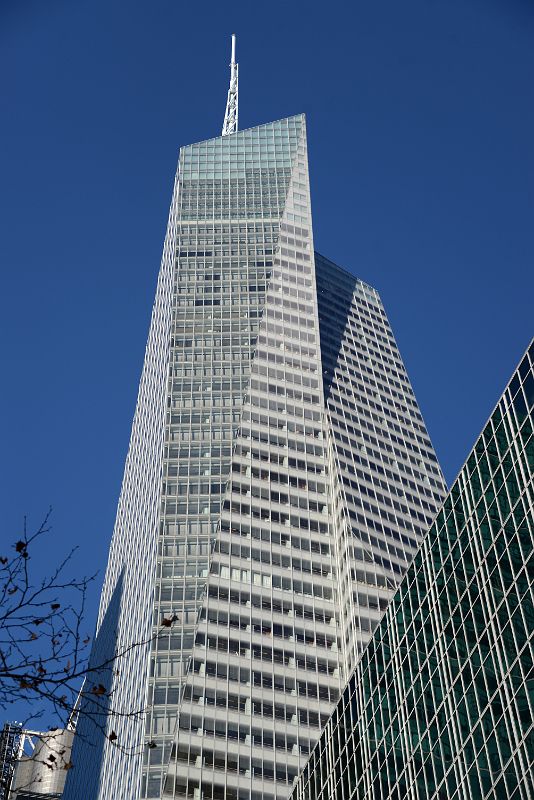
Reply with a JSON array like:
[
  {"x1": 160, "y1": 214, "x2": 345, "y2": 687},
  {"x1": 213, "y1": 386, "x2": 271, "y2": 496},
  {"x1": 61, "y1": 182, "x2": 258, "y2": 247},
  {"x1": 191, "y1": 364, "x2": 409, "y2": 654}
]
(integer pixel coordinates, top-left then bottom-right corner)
[
  {"x1": 291, "y1": 340, "x2": 534, "y2": 800},
  {"x1": 64, "y1": 115, "x2": 446, "y2": 800}
]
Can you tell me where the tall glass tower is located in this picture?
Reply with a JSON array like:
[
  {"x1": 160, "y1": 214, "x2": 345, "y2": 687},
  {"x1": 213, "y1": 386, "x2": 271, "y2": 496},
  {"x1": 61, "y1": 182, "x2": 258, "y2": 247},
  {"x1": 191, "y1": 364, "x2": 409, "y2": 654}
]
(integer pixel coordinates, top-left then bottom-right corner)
[{"x1": 64, "y1": 52, "x2": 446, "y2": 800}]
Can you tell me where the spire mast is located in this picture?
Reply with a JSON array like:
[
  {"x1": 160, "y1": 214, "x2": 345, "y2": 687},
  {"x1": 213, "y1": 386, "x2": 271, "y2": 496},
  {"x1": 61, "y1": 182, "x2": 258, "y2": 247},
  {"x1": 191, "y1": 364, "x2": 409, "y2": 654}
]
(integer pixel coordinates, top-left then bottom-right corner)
[{"x1": 222, "y1": 34, "x2": 238, "y2": 136}]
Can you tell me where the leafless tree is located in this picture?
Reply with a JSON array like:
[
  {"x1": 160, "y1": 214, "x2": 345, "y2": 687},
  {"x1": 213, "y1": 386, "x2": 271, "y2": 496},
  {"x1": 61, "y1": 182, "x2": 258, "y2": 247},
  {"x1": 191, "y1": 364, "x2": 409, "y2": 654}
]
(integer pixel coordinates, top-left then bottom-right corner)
[{"x1": 0, "y1": 510, "x2": 174, "y2": 793}]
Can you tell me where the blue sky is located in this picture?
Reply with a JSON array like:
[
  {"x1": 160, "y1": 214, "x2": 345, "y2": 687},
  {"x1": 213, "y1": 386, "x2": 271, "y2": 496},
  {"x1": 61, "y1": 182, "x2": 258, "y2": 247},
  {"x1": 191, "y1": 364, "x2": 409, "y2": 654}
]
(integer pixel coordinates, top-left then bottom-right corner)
[{"x1": 1, "y1": 0, "x2": 533, "y2": 720}]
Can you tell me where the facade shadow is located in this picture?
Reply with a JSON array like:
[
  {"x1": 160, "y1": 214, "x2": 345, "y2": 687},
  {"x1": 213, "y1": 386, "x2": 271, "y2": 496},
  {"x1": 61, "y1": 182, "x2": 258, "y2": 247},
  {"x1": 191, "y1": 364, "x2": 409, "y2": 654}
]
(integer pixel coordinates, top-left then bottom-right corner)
[{"x1": 63, "y1": 571, "x2": 124, "y2": 799}]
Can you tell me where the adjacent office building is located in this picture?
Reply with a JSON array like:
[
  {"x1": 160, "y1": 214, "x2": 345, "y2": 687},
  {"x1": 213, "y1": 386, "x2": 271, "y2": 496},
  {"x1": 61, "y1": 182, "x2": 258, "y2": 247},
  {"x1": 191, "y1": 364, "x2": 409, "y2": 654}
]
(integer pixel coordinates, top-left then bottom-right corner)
[
  {"x1": 64, "y1": 48, "x2": 447, "y2": 800},
  {"x1": 0, "y1": 723, "x2": 73, "y2": 800},
  {"x1": 291, "y1": 341, "x2": 534, "y2": 800}
]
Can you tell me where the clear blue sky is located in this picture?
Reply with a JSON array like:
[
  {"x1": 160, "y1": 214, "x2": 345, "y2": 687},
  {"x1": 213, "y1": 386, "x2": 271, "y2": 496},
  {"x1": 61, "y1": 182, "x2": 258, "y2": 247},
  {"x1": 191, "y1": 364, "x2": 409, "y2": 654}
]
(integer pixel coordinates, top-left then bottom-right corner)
[{"x1": 1, "y1": 0, "x2": 533, "y2": 717}]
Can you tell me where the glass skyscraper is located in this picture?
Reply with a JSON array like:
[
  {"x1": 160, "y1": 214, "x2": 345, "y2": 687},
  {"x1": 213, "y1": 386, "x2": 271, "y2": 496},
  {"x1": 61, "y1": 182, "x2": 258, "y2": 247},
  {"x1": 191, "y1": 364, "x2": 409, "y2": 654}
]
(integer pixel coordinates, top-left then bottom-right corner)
[
  {"x1": 291, "y1": 340, "x2": 534, "y2": 800},
  {"x1": 64, "y1": 113, "x2": 446, "y2": 800}
]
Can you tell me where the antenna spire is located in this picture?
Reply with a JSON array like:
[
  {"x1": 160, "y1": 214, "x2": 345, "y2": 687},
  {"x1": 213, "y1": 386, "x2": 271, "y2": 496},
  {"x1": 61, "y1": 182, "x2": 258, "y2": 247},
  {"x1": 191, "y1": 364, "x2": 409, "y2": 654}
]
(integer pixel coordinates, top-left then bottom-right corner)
[{"x1": 222, "y1": 34, "x2": 238, "y2": 136}]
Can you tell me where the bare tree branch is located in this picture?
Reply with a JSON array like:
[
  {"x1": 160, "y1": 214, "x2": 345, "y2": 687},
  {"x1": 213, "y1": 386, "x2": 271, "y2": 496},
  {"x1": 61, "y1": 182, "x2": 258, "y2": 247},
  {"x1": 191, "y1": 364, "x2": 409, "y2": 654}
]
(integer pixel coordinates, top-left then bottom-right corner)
[{"x1": 1, "y1": 510, "x2": 179, "y2": 782}]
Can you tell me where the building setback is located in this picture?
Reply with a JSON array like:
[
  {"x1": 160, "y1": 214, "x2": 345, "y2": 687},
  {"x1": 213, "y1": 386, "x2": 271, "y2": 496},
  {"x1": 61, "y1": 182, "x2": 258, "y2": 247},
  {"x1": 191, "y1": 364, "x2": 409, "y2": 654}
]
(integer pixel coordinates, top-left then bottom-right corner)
[
  {"x1": 291, "y1": 340, "x2": 534, "y2": 800},
  {"x1": 64, "y1": 111, "x2": 446, "y2": 800}
]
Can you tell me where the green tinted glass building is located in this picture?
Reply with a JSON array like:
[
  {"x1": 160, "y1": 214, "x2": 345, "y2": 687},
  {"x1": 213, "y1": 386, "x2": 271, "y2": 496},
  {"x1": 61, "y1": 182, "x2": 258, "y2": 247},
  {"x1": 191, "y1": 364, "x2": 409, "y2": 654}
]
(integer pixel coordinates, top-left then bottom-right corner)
[{"x1": 291, "y1": 340, "x2": 534, "y2": 800}]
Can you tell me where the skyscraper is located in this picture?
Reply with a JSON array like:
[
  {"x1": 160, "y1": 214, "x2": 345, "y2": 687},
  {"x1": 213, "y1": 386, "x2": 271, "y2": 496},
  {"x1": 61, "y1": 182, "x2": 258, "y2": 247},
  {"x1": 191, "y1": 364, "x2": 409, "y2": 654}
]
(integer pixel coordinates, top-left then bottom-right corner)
[
  {"x1": 291, "y1": 340, "x2": 534, "y2": 800},
  {"x1": 64, "y1": 42, "x2": 446, "y2": 800}
]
